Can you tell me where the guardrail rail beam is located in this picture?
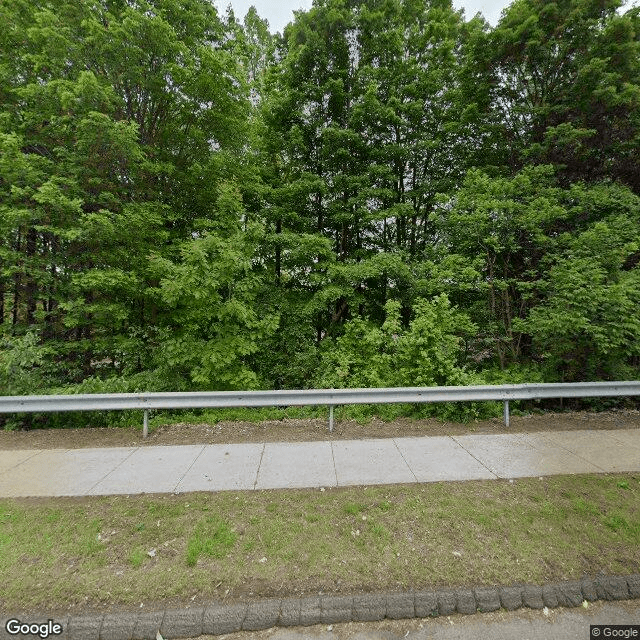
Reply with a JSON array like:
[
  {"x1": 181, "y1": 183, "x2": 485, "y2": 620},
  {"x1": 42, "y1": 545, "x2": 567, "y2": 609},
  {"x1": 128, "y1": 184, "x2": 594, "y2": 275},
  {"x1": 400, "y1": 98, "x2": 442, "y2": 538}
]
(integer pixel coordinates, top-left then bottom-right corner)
[{"x1": 0, "y1": 381, "x2": 638, "y2": 436}]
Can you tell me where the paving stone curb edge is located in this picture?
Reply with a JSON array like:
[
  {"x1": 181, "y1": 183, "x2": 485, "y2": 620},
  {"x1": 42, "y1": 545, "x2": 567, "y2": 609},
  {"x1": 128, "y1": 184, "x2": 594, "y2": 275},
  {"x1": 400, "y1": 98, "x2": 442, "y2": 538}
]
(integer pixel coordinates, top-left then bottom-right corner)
[{"x1": 1, "y1": 574, "x2": 639, "y2": 640}]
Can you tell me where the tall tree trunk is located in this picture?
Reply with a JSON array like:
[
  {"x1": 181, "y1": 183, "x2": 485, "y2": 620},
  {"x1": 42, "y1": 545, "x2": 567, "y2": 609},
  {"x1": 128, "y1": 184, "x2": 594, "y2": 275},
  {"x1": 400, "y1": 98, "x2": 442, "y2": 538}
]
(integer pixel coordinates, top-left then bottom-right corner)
[
  {"x1": 12, "y1": 230, "x2": 21, "y2": 330},
  {"x1": 410, "y1": 215, "x2": 417, "y2": 257},
  {"x1": 12, "y1": 274, "x2": 19, "y2": 330},
  {"x1": 275, "y1": 218, "x2": 281, "y2": 282},
  {"x1": 487, "y1": 252, "x2": 505, "y2": 369},
  {"x1": 44, "y1": 234, "x2": 58, "y2": 340},
  {"x1": 315, "y1": 192, "x2": 323, "y2": 232},
  {"x1": 25, "y1": 227, "x2": 37, "y2": 325}
]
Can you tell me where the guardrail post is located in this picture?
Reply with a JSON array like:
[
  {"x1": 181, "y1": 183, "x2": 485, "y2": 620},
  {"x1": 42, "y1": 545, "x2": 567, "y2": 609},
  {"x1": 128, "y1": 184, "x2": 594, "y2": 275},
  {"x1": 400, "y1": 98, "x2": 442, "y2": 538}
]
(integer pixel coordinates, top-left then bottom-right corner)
[
  {"x1": 503, "y1": 400, "x2": 510, "y2": 428},
  {"x1": 143, "y1": 409, "x2": 149, "y2": 438},
  {"x1": 329, "y1": 405, "x2": 334, "y2": 433}
]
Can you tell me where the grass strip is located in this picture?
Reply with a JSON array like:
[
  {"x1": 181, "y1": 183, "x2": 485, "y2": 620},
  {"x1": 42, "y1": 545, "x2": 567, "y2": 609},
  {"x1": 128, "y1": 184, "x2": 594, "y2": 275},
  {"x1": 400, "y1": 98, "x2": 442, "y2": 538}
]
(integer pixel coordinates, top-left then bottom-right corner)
[{"x1": 0, "y1": 474, "x2": 638, "y2": 611}]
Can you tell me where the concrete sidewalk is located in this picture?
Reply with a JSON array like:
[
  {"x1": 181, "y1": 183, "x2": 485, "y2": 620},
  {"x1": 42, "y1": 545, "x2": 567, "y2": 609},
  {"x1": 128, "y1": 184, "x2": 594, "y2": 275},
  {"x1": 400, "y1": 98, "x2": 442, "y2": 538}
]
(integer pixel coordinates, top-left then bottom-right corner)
[{"x1": 0, "y1": 428, "x2": 639, "y2": 497}]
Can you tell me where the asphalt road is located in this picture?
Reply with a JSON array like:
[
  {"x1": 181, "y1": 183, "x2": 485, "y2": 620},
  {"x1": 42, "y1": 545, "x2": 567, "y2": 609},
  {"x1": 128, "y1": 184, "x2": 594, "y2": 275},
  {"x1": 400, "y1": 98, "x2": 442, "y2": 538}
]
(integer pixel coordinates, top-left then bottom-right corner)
[{"x1": 186, "y1": 600, "x2": 640, "y2": 640}]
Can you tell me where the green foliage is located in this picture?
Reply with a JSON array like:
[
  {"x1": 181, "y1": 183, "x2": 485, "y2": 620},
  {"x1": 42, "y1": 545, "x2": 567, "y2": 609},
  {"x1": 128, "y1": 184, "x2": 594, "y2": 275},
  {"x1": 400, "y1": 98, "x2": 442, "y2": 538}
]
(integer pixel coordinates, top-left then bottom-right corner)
[
  {"x1": 0, "y1": 332, "x2": 50, "y2": 396},
  {"x1": 315, "y1": 295, "x2": 494, "y2": 419},
  {"x1": 0, "y1": 0, "x2": 255, "y2": 398},
  {"x1": 152, "y1": 226, "x2": 279, "y2": 391},
  {"x1": 514, "y1": 183, "x2": 640, "y2": 380},
  {"x1": 316, "y1": 295, "x2": 470, "y2": 389},
  {"x1": 1, "y1": 0, "x2": 639, "y2": 419},
  {"x1": 35, "y1": 375, "x2": 154, "y2": 429},
  {"x1": 481, "y1": 363, "x2": 545, "y2": 386},
  {"x1": 518, "y1": 257, "x2": 640, "y2": 381},
  {"x1": 490, "y1": 0, "x2": 640, "y2": 191},
  {"x1": 433, "y1": 165, "x2": 640, "y2": 383}
]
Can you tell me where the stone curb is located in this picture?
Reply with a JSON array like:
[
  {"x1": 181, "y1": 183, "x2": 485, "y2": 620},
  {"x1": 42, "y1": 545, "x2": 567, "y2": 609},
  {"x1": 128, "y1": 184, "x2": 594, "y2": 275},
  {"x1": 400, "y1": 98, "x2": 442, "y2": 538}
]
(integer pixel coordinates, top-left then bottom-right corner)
[{"x1": 1, "y1": 574, "x2": 638, "y2": 640}]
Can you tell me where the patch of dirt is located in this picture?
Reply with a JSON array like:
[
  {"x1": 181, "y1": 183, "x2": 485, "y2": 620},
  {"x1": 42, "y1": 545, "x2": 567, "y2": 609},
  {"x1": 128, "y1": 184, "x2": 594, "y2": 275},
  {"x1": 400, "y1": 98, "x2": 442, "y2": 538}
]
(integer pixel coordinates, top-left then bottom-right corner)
[{"x1": 1, "y1": 409, "x2": 639, "y2": 449}]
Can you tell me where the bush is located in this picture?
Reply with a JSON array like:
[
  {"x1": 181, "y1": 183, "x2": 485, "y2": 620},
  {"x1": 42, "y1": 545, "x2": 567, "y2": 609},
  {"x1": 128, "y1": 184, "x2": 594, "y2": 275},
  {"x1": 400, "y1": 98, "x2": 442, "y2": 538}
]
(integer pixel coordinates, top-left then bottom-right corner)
[{"x1": 315, "y1": 295, "x2": 500, "y2": 421}]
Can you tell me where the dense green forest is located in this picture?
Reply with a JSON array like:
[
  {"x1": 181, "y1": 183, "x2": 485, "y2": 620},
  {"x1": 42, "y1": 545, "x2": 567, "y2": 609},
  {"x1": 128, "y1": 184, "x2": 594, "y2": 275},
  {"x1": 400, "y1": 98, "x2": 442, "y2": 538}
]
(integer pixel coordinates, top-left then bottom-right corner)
[{"x1": 1, "y1": 0, "x2": 639, "y2": 423}]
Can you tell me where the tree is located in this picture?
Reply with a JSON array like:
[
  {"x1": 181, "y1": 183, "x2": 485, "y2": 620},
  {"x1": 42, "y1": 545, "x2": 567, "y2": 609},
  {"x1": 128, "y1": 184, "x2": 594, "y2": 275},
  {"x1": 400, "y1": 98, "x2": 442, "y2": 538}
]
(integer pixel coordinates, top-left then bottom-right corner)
[
  {"x1": 434, "y1": 165, "x2": 640, "y2": 375},
  {"x1": 489, "y1": 0, "x2": 640, "y2": 191},
  {"x1": 150, "y1": 224, "x2": 278, "y2": 390},
  {"x1": 260, "y1": 0, "x2": 489, "y2": 339},
  {"x1": 516, "y1": 183, "x2": 640, "y2": 380},
  {"x1": 0, "y1": 0, "x2": 252, "y2": 389},
  {"x1": 315, "y1": 295, "x2": 486, "y2": 418}
]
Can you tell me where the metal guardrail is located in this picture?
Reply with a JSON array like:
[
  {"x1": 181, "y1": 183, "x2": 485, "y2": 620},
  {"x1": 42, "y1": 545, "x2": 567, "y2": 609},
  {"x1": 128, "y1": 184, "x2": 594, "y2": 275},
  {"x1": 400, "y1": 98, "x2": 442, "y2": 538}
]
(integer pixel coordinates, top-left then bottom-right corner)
[{"x1": 1, "y1": 381, "x2": 639, "y2": 437}]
